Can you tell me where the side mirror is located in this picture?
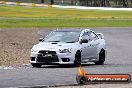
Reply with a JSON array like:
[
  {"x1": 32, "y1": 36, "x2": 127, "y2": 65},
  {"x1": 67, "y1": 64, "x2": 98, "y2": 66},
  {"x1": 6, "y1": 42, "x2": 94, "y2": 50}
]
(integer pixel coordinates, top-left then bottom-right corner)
[
  {"x1": 97, "y1": 33, "x2": 104, "y2": 39},
  {"x1": 39, "y1": 38, "x2": 43, "y2": 42},
  {"x1": 80, "y1": 39, "x2": 88, "y2": 44}
]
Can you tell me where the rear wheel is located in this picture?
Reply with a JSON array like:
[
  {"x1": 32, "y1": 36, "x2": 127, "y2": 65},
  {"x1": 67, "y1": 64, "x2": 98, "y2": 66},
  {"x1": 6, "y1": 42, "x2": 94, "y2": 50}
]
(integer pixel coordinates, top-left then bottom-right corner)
[
  {"x1": 74, "y1": 51, "x2": 81, "y2": 67},
  {"x1": 31, "y1": 63, "x2": 42, "y2": 68},
  {"x1": 95, "y1": 49, "x2": 105, "y2": 65}
]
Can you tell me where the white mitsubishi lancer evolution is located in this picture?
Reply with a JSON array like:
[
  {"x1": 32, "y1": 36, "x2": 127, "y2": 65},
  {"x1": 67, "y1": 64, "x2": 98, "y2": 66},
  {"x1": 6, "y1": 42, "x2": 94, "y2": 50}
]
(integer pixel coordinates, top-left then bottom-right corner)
[{"x1": 30, "y1": 28, "x2": 106, "y2": 67}]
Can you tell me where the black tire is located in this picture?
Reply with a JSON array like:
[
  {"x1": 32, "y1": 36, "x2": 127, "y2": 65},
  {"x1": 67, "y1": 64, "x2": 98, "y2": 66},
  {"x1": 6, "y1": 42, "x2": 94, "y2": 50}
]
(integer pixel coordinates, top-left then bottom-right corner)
[
  {"x1": 74, "y1": 51, "x2": 81, "y2": 67},
  {"x1": 95, "y1": 49, "x2": 105, "y2": 65},
  {"x1": 31, "y1": 63, "x2": 42, "y2": 68}
]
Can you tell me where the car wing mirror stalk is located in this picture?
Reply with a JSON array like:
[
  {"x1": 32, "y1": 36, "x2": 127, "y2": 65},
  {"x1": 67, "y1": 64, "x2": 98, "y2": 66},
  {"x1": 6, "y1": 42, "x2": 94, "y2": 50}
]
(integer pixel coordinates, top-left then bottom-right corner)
[{"x1": 39, "y1": 38, "x2": 43, "y2": 42}]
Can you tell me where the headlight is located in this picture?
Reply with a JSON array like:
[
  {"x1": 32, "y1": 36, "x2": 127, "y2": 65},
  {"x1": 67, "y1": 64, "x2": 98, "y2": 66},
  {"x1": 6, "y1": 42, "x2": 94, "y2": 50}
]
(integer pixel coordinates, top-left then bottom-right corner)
[
  {"x1": 59, "y1": 48, "x2": 72, "y2": 53},
  {"x1": 31, "y1": 49, "x2": 38, "y2": 52}
]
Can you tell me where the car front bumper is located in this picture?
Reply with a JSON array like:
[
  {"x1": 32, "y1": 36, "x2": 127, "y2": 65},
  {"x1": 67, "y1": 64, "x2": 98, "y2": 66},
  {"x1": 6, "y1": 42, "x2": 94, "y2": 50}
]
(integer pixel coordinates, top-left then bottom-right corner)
[{"x1": 30, "y1": 51, "x2": 75, "y2": 65}]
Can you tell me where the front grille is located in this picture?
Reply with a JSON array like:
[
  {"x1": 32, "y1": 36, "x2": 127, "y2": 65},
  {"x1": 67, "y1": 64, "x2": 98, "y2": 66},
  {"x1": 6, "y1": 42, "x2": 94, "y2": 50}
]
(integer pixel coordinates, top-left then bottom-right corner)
[{"x1": 37, "y1": 50, "x2": 59, "y2": 63}]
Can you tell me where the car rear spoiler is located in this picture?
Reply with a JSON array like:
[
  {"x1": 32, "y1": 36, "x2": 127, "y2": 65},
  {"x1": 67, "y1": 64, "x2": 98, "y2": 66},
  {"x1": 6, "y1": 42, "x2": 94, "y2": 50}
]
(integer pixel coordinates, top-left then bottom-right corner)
[{"x1": 97, "y1": 33, "x2": 104, "y2": 39}]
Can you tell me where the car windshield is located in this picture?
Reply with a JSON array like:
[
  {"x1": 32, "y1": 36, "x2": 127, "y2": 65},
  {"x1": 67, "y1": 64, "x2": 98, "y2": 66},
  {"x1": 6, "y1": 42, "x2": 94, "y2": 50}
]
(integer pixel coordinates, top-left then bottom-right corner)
[{"x1": 43, "y1": 31, "x2": 80, "y2": 43}]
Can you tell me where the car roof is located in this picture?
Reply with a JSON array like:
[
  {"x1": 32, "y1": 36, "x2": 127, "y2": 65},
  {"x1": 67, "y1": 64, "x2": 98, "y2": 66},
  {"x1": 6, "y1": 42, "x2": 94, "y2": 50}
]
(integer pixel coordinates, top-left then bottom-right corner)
[{"x1": 55, "y1": 28, "x2": 84, "y2": 32}]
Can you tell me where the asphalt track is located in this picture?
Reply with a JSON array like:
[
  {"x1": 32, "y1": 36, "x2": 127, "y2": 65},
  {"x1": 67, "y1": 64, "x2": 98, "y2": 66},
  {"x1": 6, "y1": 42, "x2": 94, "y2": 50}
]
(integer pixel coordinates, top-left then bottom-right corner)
[{"x1": 0, "y1": 27, "x2": 132, "y2": 88}]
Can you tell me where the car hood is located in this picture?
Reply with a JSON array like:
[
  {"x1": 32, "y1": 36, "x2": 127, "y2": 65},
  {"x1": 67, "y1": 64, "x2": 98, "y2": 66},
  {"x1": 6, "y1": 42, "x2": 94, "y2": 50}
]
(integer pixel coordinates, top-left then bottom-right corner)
[{"x1": 32, "y1": 42, "x2": 79, "y2": 51}]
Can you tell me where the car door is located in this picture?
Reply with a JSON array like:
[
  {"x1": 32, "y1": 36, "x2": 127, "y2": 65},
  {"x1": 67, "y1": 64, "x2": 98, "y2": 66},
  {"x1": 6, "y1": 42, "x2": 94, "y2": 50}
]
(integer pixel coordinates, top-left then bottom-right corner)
[
  {"x1": 88, "y1": 32, "x2": 99, "y2": 59},
  {"x1": 81, "y1": 31, "x2": 99, "y2": 62},
  {"x1": 81, "y1": 31, "x2": 92, "y2": 62}
]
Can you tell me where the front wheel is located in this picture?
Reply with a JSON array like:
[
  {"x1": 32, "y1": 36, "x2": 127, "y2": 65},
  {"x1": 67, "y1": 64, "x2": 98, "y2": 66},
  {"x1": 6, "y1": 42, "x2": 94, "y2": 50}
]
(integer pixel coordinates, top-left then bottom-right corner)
[
  {"x1": 74, "y1": 51, "x2": 81, "y2": 67},
  {"x1": 31, "y1": 63, "x2": 42, "y2": 68},
  {"x1": 95, "y1": 49, "x2": 105, "y2": 65}
]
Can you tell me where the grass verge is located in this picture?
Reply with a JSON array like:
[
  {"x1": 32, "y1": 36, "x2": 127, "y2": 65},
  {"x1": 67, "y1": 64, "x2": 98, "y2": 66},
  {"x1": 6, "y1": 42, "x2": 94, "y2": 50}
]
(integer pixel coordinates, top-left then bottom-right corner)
[
  {"x1": 0, "y1": 18, "x2": 132, "y2": 28},
  {"x1": 0, "y1": 6, "x2": 132, "y2": 28}
]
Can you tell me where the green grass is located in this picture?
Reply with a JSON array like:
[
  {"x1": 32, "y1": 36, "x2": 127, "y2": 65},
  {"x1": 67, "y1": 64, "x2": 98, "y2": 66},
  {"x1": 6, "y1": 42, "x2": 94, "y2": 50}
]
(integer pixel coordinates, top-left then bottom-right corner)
[
  {"x1": 0, "y1": 6, "x2": 132, "y2": 28},
  {"x1": 1, "y1": 18, "x2": 132, "y2": 28}
]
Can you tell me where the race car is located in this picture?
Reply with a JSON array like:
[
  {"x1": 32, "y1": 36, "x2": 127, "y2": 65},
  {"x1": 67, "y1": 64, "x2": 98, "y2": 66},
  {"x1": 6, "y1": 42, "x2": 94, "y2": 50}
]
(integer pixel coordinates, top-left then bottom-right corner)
[{"x1": 30, "y1": 28, "x2": 106, "y2": 67}]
